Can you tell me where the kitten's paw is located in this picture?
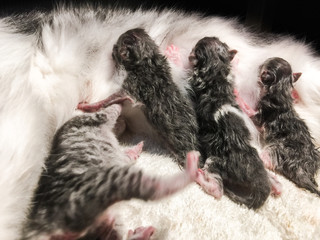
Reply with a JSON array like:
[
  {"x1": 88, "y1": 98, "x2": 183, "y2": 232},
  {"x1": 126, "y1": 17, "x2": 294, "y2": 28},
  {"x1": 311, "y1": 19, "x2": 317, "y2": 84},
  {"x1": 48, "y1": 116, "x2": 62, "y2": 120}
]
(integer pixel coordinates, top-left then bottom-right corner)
[
  {"x1": 196, "y1": 169, "x2": 224, "y2": 199},
  {"x1": 259, "y1": 150, "x2": 275, "y2": 170},
  {"x1": 185, "y1": 151, "x2": 200, "y2": 181},
  {"x1": 127, "y1": 226, "x2": 155, "y2": 240},
  {"x1": 125, "y1": 141, "x2": 144, "y2": 161},
  {"x1": 165, "y1": 44, "x2": 182, "y2": 66},
  {"x1": 268, "y1": 172, "x2": 282, "y2": 197}
]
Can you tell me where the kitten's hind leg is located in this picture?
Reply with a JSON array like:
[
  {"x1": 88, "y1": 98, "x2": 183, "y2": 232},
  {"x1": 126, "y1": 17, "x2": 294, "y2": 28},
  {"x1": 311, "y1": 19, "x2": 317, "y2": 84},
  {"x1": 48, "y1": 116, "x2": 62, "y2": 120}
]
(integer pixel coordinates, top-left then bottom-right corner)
[
  {"x1": 259, "y1": 148, "x2": 276, "y2": 170},
  {"x1": 140, "y1": 151, "x2": 200, "y2": 200},
  {"x1": 259, "y1": 149, "x2": 283, "y2": 196},
  {"x1": 127, "y1": 226, "x2": 155, "y2": 240},
  {"x1": 195, "y1": 157, "x2": 224, "y2": 199}
]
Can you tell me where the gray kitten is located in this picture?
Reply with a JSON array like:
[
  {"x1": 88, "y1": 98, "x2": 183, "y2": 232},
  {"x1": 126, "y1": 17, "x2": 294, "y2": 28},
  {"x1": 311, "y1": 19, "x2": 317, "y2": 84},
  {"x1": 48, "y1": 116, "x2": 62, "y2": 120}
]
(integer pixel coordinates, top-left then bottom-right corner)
[
  {"x1": 188, "y1": 37, "x2": 280, "y2": 209},
  {"x1": 255, "y1": 57, "x2": 320, "y2": 196},
  {"x1": 21, "y1": 103, "x2": 199, "y2": 240},
  {"x1": 79, "y1": 28, "x2": 199, "y2": 167}
]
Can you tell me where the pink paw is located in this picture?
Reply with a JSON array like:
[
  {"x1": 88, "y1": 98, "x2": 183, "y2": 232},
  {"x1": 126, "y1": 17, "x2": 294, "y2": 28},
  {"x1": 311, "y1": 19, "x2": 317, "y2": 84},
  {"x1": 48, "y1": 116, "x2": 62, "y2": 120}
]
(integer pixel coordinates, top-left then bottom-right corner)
[
  {"x1": 268, "y1": 173, "x2": 282, "y2": 197},
  {"x1": 125, "y1": 141, "x2": 144, "y2": 161},
  {"x1": 185, "y1": 151, "x2": 200, "y2": 181},
  {"x1": 77, "y1": 92, "x2": 133, "y2": 113},
  {"x1": 196, "y1": 169, "x2": 223, "y2": 199},
  {"x1": 259, "y1": 150, "x2": 274, "y2": 170},
  {"x1": 128, "y1": 226, "x2": 155, "y2": 240},
  {"x1": 291, "y1": 89, "x2": 300, "y2": 104},
  {"x1": 165, "y1": 44, "x2": 182, "y2": 66}
]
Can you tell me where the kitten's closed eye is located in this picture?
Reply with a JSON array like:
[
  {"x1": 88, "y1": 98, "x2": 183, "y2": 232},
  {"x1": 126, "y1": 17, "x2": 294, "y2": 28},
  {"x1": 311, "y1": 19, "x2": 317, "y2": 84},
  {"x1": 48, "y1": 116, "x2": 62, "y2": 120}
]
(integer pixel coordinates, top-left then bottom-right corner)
[{"x1": 260, "y1": 70, "x2": 275, "y2": 85}]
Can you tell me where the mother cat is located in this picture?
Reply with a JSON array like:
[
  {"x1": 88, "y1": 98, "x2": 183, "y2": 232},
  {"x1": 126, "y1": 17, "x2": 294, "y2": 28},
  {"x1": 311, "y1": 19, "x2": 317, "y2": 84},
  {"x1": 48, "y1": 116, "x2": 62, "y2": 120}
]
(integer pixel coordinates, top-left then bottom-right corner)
[{"x1": 1, "y1": 5, "x2": 320, "y2": 239}]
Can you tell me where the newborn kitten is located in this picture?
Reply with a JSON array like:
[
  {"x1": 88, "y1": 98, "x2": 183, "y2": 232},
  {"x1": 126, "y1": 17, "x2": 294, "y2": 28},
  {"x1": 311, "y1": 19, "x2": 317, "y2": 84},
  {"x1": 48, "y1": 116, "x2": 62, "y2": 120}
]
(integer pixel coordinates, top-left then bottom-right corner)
[
  {"x1": 188, "y1": 37, "x2": 277, "y2": 209},
  {"x1": 111, "y1": 28, "x2": 199, "y2": 166},
  {"x1": 255, "y1": 57, "x2": 320, "y2": 196},
  {"x1": 21, "y1": 103, "x2": 199, "y2": 240}
]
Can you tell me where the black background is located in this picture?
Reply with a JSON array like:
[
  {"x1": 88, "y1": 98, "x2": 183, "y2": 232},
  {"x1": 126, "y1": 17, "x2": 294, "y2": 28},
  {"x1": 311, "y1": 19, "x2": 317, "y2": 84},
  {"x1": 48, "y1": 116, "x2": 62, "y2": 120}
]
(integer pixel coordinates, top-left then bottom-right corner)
[{"x1": 1, "y1": 0, "x2": 320, "y2": 52}]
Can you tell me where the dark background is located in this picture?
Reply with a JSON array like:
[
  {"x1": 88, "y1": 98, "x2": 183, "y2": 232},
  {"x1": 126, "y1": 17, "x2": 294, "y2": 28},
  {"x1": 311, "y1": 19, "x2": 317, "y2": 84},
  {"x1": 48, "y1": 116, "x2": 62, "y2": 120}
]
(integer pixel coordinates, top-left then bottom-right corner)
[{"x1": 1, "y1": 0, "x2": 320, "y2": 51}]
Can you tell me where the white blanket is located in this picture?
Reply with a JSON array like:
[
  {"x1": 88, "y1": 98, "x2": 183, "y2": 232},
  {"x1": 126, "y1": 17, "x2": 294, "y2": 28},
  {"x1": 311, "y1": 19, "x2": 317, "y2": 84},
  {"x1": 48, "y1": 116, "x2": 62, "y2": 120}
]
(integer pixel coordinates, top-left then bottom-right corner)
[{"x1": 110, "y1": 149, "x2": 320, "y2": 240}]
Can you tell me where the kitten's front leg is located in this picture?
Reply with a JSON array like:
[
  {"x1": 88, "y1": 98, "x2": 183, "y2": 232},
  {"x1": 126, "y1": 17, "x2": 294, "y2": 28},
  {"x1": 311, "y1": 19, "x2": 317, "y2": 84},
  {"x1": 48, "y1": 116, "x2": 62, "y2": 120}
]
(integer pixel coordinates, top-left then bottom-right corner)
[
  {"x1": 259, "y1": 149, "x2": 282, "y2": 196},
  {"x1": 77, "y1": 92, "x2": 133, "y2": 113}
]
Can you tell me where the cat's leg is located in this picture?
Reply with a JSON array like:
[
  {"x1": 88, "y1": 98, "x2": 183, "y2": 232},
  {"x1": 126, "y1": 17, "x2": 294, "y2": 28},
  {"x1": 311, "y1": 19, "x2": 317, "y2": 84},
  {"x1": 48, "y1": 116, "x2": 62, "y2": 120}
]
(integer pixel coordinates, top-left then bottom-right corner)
[
  {"x1": 259, "y1": 148, "x2": 275, "y2": 170},
  {"x1": 195, "y1": 157, "x2": 224, "y2": 199},
  {"x1": 127, "y1": 226, "x2": 155, "y2": 240},
  {"x1": 268, "y1": 172, "x2": 282, "y2": 196},
  {"x1": 77, "y1": 92, "x2": 133, "y2": 113},
  {"x1": 259, "y1": 149, "x2": 282, "y2": 196},
  {"x1": 136, "y1": 150, "x2": 199, "y2": 200},
  {"x1": 164, "y1": 44, "x2": 182, "y2": 67}
]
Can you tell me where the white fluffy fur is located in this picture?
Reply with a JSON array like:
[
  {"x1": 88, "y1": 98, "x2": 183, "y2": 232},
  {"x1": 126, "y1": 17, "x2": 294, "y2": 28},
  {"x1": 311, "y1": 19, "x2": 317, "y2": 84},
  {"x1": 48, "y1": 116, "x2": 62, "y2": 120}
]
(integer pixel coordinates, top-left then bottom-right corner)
[{"x1": 0, "y1": 6, "x2": 319, "y2": 239}]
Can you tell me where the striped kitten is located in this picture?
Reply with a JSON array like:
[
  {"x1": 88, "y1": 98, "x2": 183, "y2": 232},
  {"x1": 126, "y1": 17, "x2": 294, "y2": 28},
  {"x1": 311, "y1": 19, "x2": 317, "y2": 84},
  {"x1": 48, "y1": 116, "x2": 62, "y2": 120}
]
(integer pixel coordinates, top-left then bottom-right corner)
[
  {"x1": 188, "y1": 37, "x2": 281, "y2": 209},
  {"x1": 22, "y1": 103, "x2": 199, "y2": 240}
]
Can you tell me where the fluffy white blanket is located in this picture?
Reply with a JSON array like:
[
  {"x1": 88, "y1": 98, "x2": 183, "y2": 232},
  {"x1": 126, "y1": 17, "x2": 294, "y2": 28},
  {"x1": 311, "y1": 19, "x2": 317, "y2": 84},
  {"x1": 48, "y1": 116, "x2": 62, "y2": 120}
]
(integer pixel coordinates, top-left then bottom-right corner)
[{"x1": 109, "y1": 147, "x2": 320, "y2": 240}]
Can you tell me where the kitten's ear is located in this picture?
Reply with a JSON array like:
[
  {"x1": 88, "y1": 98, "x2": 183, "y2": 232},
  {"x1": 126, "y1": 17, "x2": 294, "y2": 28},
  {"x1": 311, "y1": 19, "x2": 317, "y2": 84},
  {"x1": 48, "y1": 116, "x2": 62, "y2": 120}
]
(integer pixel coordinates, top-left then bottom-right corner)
[
  {"x1": 293, "y1": 72, "x2": 302, "y2": 82},
  {"x1": 229, "y1": 50, "x2": 238, "y2": 61}
]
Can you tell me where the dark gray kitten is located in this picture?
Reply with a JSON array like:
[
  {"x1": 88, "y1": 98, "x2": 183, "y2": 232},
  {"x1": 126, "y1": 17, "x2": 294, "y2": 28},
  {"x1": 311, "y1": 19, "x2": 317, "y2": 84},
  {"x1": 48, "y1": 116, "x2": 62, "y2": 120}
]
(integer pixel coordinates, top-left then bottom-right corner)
[
  {"x1": 188, "y1": 37, "x2": 275, "y2": 209},
  {"x1": 21, "y1": 103, "x2": 199, "y2": 240},
  {"x1": 111, "y1": 28, "x2": 199, "y2": 166},
  {"x1": 255, "y1": 57, "x2": 320, "y2": 196},
  {"x1": 79, "y1": 28, "x2": 199, "y2": 167}
]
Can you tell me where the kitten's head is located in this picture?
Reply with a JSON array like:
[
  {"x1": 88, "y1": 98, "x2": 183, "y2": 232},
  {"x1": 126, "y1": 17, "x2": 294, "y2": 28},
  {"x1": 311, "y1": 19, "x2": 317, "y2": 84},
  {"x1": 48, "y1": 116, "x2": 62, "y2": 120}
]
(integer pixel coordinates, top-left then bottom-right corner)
[
  {"x1": 258, "y1": 57, "x2": 301, "y2": 96},
  {"x1": 112, "y1": 28, "x2": 159, "y2": 70},
  {"x1": 259, "y1": 57, "x2": 301, "y2": 89},
  {"x1": 189, "y1": 37, "x2": 237, "y2": 72}
]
